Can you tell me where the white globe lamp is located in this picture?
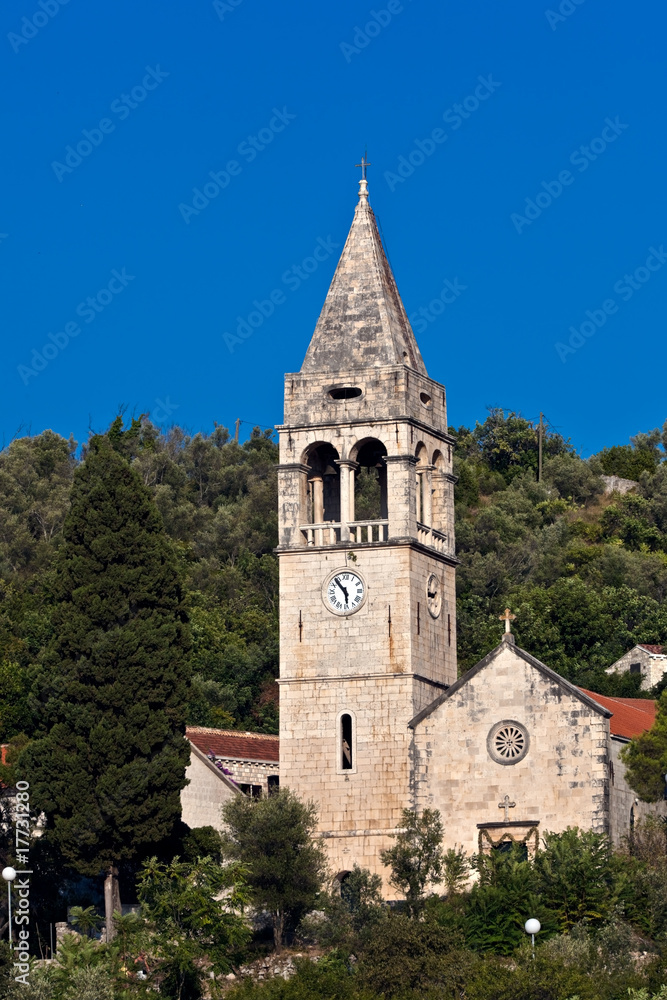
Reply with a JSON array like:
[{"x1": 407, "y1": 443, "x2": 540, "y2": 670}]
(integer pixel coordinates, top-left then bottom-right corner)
[
  {"x1": 2, "y1": 867, "x2": 17, "y2": 949},
  {"x1": 524, "y1": 917, "x2": 541, "y2": 956}
]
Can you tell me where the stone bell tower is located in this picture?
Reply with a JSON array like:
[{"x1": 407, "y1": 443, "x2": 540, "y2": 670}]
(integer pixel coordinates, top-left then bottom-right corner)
[{"x1": 277, "y1": 172, "x2": 458, "y2": 885}]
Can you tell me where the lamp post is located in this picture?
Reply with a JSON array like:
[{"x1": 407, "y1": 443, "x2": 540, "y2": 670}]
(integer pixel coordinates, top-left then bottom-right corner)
[
  {"x1": 2, "y1": 867, "x2": 17, "y2": 949},
  {"x1": 524, "y1": 917, "x2": 541, "y2": 958}
]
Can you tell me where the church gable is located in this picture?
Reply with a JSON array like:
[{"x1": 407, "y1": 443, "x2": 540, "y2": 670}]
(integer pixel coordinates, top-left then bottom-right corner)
[{"x1": 410, "y1": 639, "x2": 611, "y2": 856}]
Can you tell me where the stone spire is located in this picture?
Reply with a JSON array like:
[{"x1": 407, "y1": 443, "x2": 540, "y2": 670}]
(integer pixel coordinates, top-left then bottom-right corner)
[{"x1": 300, "y1": 178, "x2": 427, "y2": 375}]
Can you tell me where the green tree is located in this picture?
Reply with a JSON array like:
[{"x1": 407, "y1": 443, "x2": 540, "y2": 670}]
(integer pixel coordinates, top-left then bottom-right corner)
[
  {"x1": 598, "y1": 428, "x2": 664, "y2": 482},
  {"x1": 221, "y1": 789, "x2": 328, "y2": 951},
  {"x1": 379, "y1": 808, "x2": 445, "y2": 917},
  {"x1": 19, "y1": 433, "x2": 192, "y2": 938},
  {"x1": 137, "y1": 855, "x2": 250, "y2": 995},
  {"x1": 442, "y1": 846, "x2": 470, "y2": 895},
  {"x1": 356, "y1": 913, "x2": 477, "y2": 998},
  {"x1": 465, "y1": 846, "x2": 556, "y2": 954},
  {"x1": 622, "y1": 690, "x2": 667, "y2": 801},
  {"x1": 68, "y1": 905, "x2": 103, "y2": 938},
  {"x1": 533, "y1": 827, "x2": 625, "y2": 930},
  {"x1": 0, "y1": 430, "x2": 76, "y2": 576}
]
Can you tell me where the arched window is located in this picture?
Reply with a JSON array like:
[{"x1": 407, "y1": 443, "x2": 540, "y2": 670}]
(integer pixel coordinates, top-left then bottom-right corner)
[
  {"x1": 352, "y1": 439, "x2": 388, "y2": 521},
  {"x1": 415, "y1": 443, "x2": 429, "y2": 525},
  {"x1": 431, "y1": 450, "x2": 446, "y2": 534},
  {"x1": 303, "y1": 442, "x2": 340, "y2": 523},
  {"x1": 337, "y1": 711, "x2": 356, "y2": 773}
]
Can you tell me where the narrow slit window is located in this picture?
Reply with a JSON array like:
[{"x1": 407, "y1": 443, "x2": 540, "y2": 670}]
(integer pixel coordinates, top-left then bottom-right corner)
[{"x1": 341, "y1": 713, "x2": 353, "y2": 770}]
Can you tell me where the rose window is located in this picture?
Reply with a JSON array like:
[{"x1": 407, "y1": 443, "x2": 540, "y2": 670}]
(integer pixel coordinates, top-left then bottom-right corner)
[{"x1": 487, "y1": 721, "x2": 530, "y2": 765}]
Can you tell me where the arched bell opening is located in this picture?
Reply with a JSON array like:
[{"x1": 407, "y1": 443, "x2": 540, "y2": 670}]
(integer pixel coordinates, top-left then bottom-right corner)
[
  {"x1": 352, "y1": 439, "x2": 388, "y2": 521},
  {"x1": 415, "y1": 443, "x2": 430, "y2": 525},
  {"x1": 304, "y1": 443, "x2": 340, "y2": 524},
  {"x1": 431, "y1": 449, "x2": 447, "y2": 534}
]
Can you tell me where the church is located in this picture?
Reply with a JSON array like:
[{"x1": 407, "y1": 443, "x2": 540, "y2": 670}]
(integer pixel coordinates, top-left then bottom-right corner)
[{"x1": 183, "y1": 172, "x2": 665, "y2": 890}]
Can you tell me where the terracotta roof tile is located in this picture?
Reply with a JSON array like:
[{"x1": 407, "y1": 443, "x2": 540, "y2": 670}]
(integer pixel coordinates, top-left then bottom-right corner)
[
  {"x1": 579, "y1": 689, "x2": 657, "y2": 740},
  {"x1": 638, "y1": 644, "x2": 664, "y2": 655},
  {"x1": 186, "y1": 727, "x2": 279, "y2": 762}
]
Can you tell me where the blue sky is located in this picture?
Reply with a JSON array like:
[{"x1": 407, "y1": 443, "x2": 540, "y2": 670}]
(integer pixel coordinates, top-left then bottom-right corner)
[{"x1": 1, "y1": 0, "x2": 665, "y2": 455}]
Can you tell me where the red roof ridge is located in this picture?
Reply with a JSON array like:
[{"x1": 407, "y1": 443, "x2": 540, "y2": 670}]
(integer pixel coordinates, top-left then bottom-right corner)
[
  {"x1": 579, "y1": 688, "x2": 658, "y2": 740},
  {"x1": 186, "y1": 728, "x2": 280, "y2": 763},
  {"x1": 186, "y1": 727, "x2": 278, "y2": 741}
]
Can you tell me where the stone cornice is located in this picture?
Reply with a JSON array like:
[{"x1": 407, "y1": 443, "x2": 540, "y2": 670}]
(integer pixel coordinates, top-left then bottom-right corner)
[
  {"x1": 275, "y1": 537, "x2": 459, "y2": 566},
  {"x1": 278, "y1": 672, "x2": 448, "y2": 689},
  {"x1": 276, "y1": 416, "x2": 455, "y2": 446}
]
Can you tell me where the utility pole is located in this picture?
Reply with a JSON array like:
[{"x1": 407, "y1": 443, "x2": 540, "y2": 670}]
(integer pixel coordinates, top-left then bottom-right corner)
[
  {"x1": 538, "y1": 412, "x2": 544, "y2": 482},
  {"x1": 234, "y1": 418, "x2": 241, "y2": 443}
]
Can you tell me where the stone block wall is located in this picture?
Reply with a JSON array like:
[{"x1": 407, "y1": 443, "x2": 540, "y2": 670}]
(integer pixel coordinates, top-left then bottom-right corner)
[
  {"x1": 279, "y1": 671, "x2": 415, "y2": 890},
  {"x1": 213, "y1": 757, "x2": 279, "y2": 795},
  {"x1": 411, "y1": 642, "x2": 610, "y2": 864},
  {"x1": 607, "y1": 646, "x2": 667, "y2": 691},
  {"x1": 608, "y1": 736, "x2": 667, "y2": 845},
  {"x1": 181, "y1": 748, "x2": 239, "y2": 832},
  {"x1": 279, "y1": 545, "x2": 456, "y2": 692}
]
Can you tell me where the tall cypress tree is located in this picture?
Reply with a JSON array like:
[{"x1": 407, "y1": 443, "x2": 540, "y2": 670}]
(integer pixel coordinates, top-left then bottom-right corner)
[{"x1": 21, "y1": 434, "x2": 191, "y2": 935}]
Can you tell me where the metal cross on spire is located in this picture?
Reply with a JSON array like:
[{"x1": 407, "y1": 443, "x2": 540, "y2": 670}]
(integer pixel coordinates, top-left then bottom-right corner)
[
  {"x1": 355, "y1": 152, "x2": 371, "y2": 179},
  {"x1": 499, "y1": 608, "x2": 516, "y2": 633}
]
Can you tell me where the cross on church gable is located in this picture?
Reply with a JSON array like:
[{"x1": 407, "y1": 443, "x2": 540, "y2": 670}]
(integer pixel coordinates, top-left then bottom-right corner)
[
  {"x1": 498, "y1": 794, "x2": 516, "y2": 822},
  {"x1": 499, "y1": 608, "x2": 516, "y2": 633}
]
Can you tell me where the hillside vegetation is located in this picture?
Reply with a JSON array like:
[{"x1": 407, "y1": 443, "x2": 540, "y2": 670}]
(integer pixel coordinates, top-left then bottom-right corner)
[{"x1": 1, "y1": 410, "x2": 667, "y2": 743}]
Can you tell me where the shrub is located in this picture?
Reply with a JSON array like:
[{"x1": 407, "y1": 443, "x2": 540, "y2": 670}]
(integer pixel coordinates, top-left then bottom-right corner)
[{"x1": 356, "y1": 913, "x2": 478, "y2": 998}]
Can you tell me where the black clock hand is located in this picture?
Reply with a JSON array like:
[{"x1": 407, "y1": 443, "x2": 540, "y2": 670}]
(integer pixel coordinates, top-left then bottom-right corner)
[{"x1": 335, "y1": 578, "x2": 349, "y2": 604}]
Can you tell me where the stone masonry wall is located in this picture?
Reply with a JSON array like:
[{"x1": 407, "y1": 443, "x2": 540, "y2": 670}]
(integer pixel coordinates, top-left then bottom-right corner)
[
  {"x1": 181, "y1": 751, "x2": 238, "y2": 832},
  {"x1": 412, "y1": 643, "x2": 610, "y2": 865},
  {"x1": 608, "y1": 737, "x2": 667, "y2": 846},
  {"x1": 607, "y1": 646, "x2": 667, "y2": 691}
]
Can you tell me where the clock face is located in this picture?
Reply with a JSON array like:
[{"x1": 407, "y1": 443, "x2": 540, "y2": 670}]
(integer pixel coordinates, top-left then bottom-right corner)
[
  {"x1": 323, "y1": 570, "x2": 366, "y2": 616},
  {"x1": 427, "y1": 573, "x2": 442, "y2": 618}
]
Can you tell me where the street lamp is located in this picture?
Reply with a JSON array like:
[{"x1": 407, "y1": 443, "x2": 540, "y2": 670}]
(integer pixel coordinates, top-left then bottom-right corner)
[
  {"x1": 2, "y1": 867, "x2": 17, "y2": 949},
  {"x1": 524, "y1": 917, "x2": 541, "y2": 957}
]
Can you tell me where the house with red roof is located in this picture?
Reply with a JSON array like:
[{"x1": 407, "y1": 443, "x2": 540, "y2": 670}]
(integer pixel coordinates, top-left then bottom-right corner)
[
  {"x1": 181, "y1": 728, "x2": 279, "y2": 831},
  {"x1": 606, "y1": 644, "x2": 667, "y2": 691},
  {"x1": 578, "y1": 689, "x2": 665, "y2": 843}
]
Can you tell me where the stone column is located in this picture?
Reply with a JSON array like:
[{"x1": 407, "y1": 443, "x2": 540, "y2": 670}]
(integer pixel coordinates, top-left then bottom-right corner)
[
  {"x1": 444, "y1": 472, "x2": 457, "y2": 554},
  {"x1": 385, "y1": 455, "x2": 417, "y2": 539},
  {"x1": 431, "y1": 468, "x2": 446, "y2": 534},
  {"x1": 311, "y1": 475, "x2": 324, "y2": 523},
  {"x1": 336, "y1": 460, "x2": 358, "y2": 541},
  {"x1": 422, "y1": 465, "x2": 435, "y2": 527}
]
